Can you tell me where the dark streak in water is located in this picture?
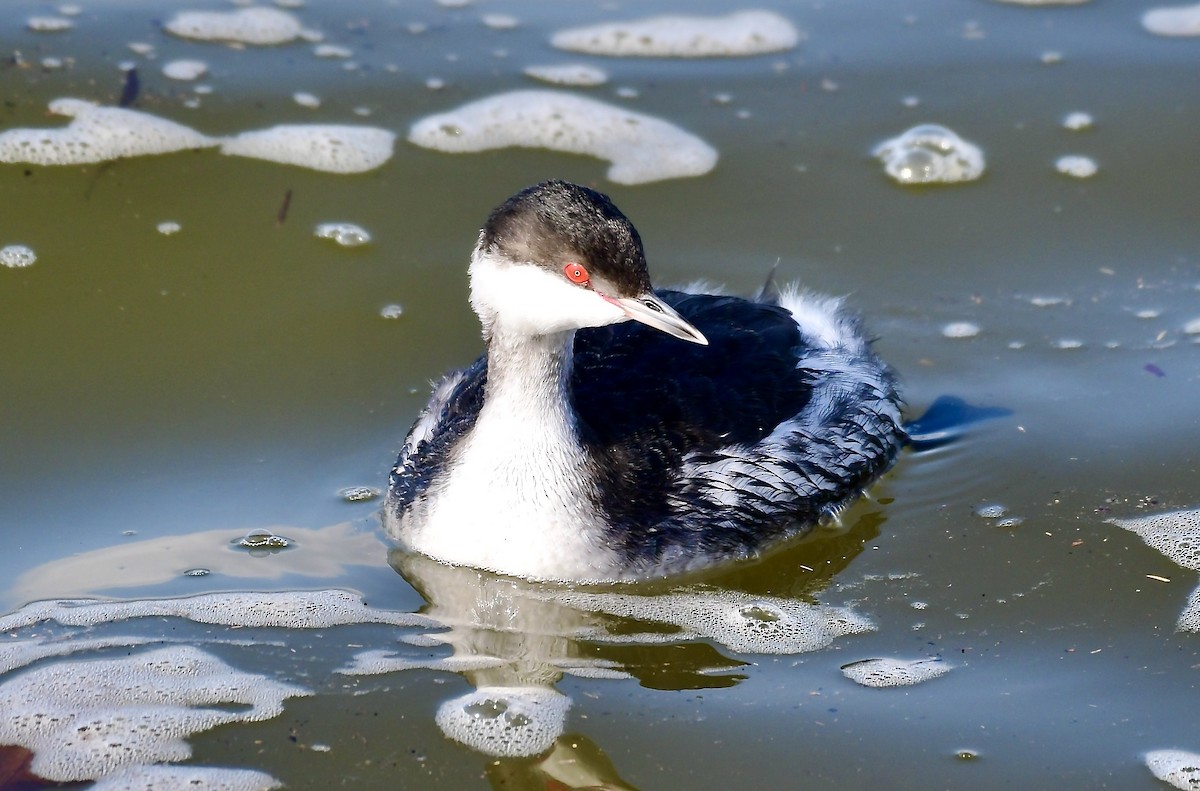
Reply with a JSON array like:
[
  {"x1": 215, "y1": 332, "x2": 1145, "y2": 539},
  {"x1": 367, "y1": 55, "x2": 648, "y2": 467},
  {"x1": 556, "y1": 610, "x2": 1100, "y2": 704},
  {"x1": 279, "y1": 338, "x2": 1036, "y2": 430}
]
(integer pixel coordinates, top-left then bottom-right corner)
[
  {"x1": 118, "y1": 67, "x2": 140, "y2": 108},
  {"x1": 276, "y1": 188, "x2": 294, "y2": 227}
]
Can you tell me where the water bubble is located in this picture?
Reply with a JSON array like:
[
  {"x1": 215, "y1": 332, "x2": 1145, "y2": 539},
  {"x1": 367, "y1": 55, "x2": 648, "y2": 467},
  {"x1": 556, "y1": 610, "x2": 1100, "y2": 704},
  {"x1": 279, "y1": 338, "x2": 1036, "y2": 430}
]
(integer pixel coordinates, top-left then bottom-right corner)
[
  {"x1": 1183, "y1": 317, "x2": 1200, "y2": 334},
  {"x1": 1062, "y1": 112, "x2": 1093, "y2": 131},
  {"x1": 955, "y1": 749, "x2": 981, "y2": 761},
  {"x1": 615, "y1": 86, "x2": 640, "y2": 99},
  {"x1": 1055, "y1": 155, "x2": 1098, "y2": 178},
  {"x1": 293, "y1": 92, "x2": 321, "y2": 109},
  {"x1": 995, "y1": 516, "x2": 1025, "y2": 528},
  {"x1": 233, "y1": 529, "x2": 292, "y2": 550},
  {"x1": 524, "y1": 64, "x2": 609, "y2": 87},
  {"x1": 162, "y1": 60, "x2": 208, "y2": 81},
  {"x1": 315, "y1": 222, "x2": 371, "y2": 247},
  {"x1": 1052, "y1": 338, "x2": 1084, "y2": 349},
  {"x1": 0, "y1": 245, "x2": 37, "y2": 268},
  {"x1": 425, "y1": 77, "x2": 446, "y2": 91},
  {"x1": 466, "y1": 698, "x2": 508, "y2": 720},
  {"x1": 739, "y1": 603, "x2": 782, "y2": 624},
  {"x1": 873, "y1": 124, "x2": 985, "y2": 185},
  {"x1": 482, "y1": 14, "x2": 518, "y2": 30},
  {"x1": 28, "y1": 16, "x2": 74, "y2": 32},
  {"x1": 380, "y1": 304, "x2": 404, "y2": 319},
  {"x1": 182, "y1": 568, "x2": 210, "y2": 577},
  {"x1": 1029, "y1": 295, "x2": 1069, "y2": 307},
  {"x1": 41, "y1": 57, "x2": 65, "y2": 70},
  {"x1": 1040, "y1": 50, "x2": 1064, "y2": 64},
  {"x1": 156, "y1": 221, "x2": 181, "y2": 235},
  {"x1": 314, "y1": 44, "x2": 353, "y2": 58},
  {"x1": 339, "y1": 486, "x2": 380, "y2": 503},
  {"x1": 942, "y1": 322, "x2": 980, "y2": 339},
  {"x1": 974, "y1": 503, "x2": 1008, "y2": 519}
]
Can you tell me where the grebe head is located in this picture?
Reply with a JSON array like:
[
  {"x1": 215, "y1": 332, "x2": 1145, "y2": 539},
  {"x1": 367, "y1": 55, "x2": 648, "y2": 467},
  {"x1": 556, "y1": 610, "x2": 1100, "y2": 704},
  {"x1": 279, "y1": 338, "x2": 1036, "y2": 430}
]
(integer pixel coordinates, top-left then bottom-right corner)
[{"x1": 468, "y1": 180, "x2": 708, "y2": 346}]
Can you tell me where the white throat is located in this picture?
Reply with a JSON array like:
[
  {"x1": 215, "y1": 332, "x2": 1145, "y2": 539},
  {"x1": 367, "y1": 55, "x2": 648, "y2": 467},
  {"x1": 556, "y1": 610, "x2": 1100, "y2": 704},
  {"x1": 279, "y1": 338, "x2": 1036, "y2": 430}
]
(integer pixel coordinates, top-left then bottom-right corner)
[{"x1": 400, "y1": 325, "x2": 620, "y2": 581}]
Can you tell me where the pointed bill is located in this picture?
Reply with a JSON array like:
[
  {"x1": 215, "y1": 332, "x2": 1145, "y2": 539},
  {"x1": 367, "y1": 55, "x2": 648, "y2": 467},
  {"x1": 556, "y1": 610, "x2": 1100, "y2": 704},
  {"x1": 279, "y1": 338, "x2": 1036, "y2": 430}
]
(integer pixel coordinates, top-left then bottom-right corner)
[{"x1": 614, "y1": 294, "x2": 708, "y2": 345}]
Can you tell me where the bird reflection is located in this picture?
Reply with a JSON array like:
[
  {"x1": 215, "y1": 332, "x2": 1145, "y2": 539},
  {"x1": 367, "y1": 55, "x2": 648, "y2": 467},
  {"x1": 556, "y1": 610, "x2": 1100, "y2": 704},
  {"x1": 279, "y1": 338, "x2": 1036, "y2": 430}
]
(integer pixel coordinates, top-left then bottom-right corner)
[{"x1": 383, "y1": 507, "x2": 887, "y2": 785}]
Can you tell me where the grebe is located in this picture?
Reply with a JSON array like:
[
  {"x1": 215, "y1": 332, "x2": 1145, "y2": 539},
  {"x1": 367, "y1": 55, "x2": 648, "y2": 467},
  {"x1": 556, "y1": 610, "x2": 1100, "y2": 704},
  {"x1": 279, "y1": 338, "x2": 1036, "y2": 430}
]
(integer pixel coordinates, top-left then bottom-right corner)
[{"x1": 386, "y1": 180, "x2": 904, "y2": 582}]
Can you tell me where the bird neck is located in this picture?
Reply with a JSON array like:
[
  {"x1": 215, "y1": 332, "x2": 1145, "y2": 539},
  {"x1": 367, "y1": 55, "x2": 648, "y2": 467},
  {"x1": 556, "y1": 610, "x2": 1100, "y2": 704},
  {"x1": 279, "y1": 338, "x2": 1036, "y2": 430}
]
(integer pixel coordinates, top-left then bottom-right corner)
[{"x1": 481, "y1": 328, "x2": 578, "y2": 433}]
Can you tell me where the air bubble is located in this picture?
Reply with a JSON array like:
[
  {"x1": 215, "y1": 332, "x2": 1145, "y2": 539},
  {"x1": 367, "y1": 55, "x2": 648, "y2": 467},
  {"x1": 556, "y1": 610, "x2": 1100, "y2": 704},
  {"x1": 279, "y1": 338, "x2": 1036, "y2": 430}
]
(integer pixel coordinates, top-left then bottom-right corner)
[
  {"x1": 182, "y1": 568, "x2": 210, "y2": 577},
  {"x1": 1062, "y1": 112, "x2": 1093, "y2": 131},
  {"x1": 873, "y1": 124, "x2": 985, "y2": 185},
  {"x1": 156, "y1": 221, "x2": 181, "y2": 235},
  {"x1": 293, "y1": 92, "x2": 321, "y2": 109},
  {"x1": 942, "y1": 322, "x2": 980, "y2": 338},
  {"x1": 974, "y1": 503, "x2": 1007, "y2": 519},
  {"x1": 995, "y1": 516, "x2": 1025, "y2": 528},
  {"x1": 315, "y1": 222, "x2": 371, "y2": 247},
  {"x1": 380, "y1": 304, "x2": 404, "y2": 319},
  {"x1": 523, "y1": 64, "x2": 608, "y2": 87},
  {"x1": 162, "y1": 60, "x2": 208, "y2": 81},
  {"x1": 28, "y1": 16, "x2": 74, "y2": 32},
  {"x1": 1056, "y1": 155, "x2": 1097, "y2": 178},
  {"x1": 0, "y1": 245, "x2": 37, "y2": 268}
]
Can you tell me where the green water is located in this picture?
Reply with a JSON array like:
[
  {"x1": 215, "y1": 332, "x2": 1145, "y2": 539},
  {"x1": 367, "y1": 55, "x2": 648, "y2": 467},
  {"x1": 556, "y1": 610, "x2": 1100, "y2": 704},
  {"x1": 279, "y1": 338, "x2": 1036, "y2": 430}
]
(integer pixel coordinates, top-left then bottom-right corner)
[{"x1": 2, "y1": 0, "x2": 1199, "y2": 788}]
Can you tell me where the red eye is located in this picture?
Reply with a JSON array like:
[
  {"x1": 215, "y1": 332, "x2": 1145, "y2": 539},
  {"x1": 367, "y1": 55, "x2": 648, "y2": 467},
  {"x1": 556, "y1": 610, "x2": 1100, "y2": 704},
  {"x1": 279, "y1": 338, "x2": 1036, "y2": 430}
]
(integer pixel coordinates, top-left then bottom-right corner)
[{"x1": 564, "y1": 263, "x2": 590, "y2": 287}]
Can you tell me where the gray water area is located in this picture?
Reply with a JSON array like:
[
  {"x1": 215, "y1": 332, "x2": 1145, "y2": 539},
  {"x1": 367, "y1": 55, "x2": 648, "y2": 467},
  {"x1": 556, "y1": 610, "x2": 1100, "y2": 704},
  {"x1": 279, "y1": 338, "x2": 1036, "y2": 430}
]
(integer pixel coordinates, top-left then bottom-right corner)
[{"x1": 2, "y1": 0, "x2": 1199, "y2": 788}]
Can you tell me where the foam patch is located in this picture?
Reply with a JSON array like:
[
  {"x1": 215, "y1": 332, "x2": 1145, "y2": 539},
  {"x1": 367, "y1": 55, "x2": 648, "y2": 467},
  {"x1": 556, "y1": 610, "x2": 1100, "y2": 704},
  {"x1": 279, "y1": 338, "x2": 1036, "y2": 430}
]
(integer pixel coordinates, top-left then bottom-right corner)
[
  {"x1": 551, "y1": 11, "x2": 799, "y2": 57},
  {"x1": 1109, "y1": 509, "x2": 1200, "y2": 572},
  {"x1": 1145, "y1": 749, "x2": 1200, "y2": 789},
  {"x1": 0, "y1": 99, "x2": 218, "y2": 166},
  {"x1": 435, "y1": 686, "x2": 571, "y2": 758},
  {"x1": 0, "y1": 645, "x2": 308, "y2": 783},
  {"x1": 336, "y1": 649, "x2": 507, "y2": 676},
  {"x1": 1143, "y1": 4, "x2": 1200, "y2": 36},
  {"x1": 408, "y1": 90, "x2": 717, "y2": 184},
  {"x1": 89, "y1": 763, "x2": 282, "y2": 790},
  {"x1": 840, "y1": 657, "x2": 952, "y2": 688},
  {"x1": 554, "y1": 589, "x2": 874, "y2": 654},
  {"x1": 220, "y1": 125, "x2": 396, "y2": 173},
  {"x1": 164, "y1": 7, "x2": 304, "y2": 45},
  {"x1": 523, "y1": 63, "x2": 609, "y2": 86},
  {"x1": 0, "y1": 589, "x2": 435, "y2": 631},
  {"x1": 0, "y1": 100, "x2": 396, "y2": 173}
]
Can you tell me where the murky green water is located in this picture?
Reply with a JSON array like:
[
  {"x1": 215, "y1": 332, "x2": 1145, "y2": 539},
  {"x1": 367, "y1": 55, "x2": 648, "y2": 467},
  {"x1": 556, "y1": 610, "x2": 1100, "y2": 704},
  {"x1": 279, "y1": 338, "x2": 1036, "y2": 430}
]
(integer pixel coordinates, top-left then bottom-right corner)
[{"x1": 2, "y1": 0, "x2": 1199, "y2": 788}]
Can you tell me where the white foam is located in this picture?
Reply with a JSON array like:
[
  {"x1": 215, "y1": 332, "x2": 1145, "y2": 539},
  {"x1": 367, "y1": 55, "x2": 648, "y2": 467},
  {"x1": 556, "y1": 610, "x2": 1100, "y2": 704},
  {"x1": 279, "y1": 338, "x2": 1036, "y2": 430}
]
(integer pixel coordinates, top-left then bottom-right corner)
[
  {"x1": 551, "y1": 11, "x2": 799, "y2": 57},
  {"x1": 162, "y1": 59, "x2": 208, "y2": 81},
  {"x1": 1062, "y1": 111, "x2": 1094, "y2": 130},
  {"x1": 0, "y1": 244, "x2": 37, "y2": 268},
  {"x1": 435, "y1": 686, "x2": 571, "y2": 757},
  {"x1": 1109, "y1": 509, "x2": 1200, "y2": 572},
  {"x1": 841, "y1": 657, "x2": 952, "y2": 687},
  {"x1": 0, "y1": 589, "x2": 433, "y2": 632},
  {"x1": 482, "y1": 13, "x2": 519, "y2": 30},
  {"x1": 293, "y1": 91, "x2": 321, "y2": 108},
  {"x1": 554, "y1": 590, "x2": 874, "y2": 654},
  {"x1": 408, "y1": 89, "x2": 717, "y2": 185},
  {"x1": 1143, "y1": 4, "x2": 1200, "y2": 36},
  {"x1": 89, "y1": 764, "x2": 282, "y2": 790},
  {"x1": 1056, "y1": 155, "x2": 1098, "y2": 178},
  {"x1": 523, "y1": 63, "x2": 609, "y2": 86},
  {"x1": 220, "y1": 124, "x2": 396, "y2": 173},
  {"x1": 1146, "y1": 749, "x2": 1200, "y2": 789},
  {"x1": 28, "y1": 16, "x2": 74, "y2": 32},
  {"x1": 1184, "y1": 317, "x2": 1200, "y2": 334},
  {"x1": 380, "y1": 303, "x2": 404, "y2": 319},
  {"x1": 942, "y1": 321, "x2": 980, "y2": 338},
  {"x1": 1175, "y1": 584, "x2": 1200, "y2": 632},
  {"x1": 336, "y1": 649, "x2": 507, "y2": 675},
  {"x1": 0, "y1": 99, "x2": 218, "y2": 165},
  {"x1": 314, "y1": 43, "x2": 353, "y2": 58},
  {"x1": 164, "y1": 7, "x2": 304, "y2": 45},
  {"x1": 873, "y1": 124, "x2": 985, "y2": 184},
  {"x1": 157, "y1": 221, "x2": 182, "y2": 235},
  {"x1": 0, "y1": 645, "x2": 308, "y2": 783},
  {"x1": 315, "y1": 222, "x2": 371, "y2": 246}
]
